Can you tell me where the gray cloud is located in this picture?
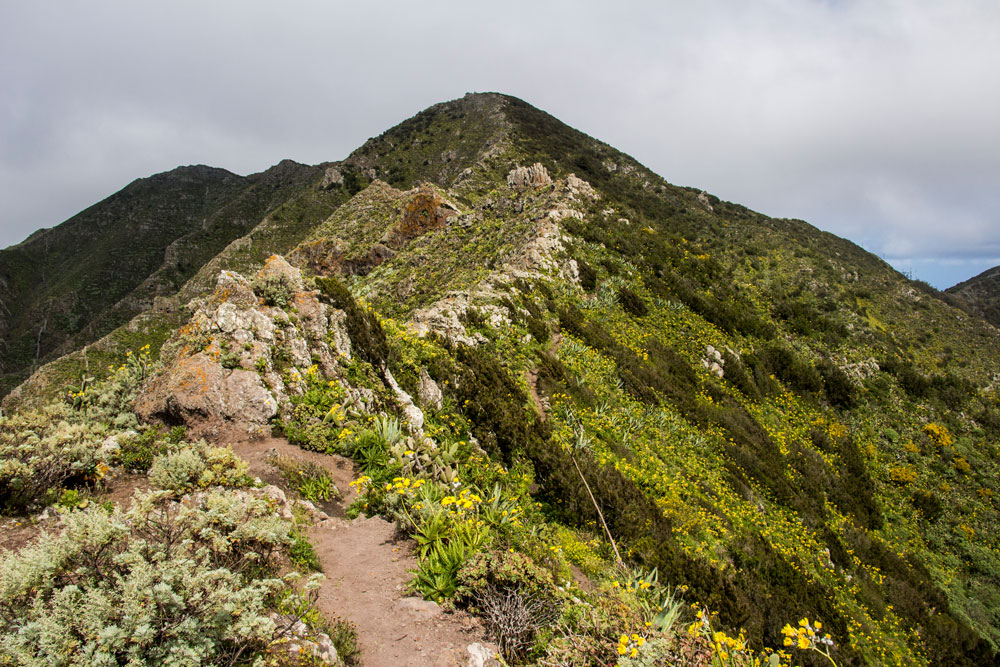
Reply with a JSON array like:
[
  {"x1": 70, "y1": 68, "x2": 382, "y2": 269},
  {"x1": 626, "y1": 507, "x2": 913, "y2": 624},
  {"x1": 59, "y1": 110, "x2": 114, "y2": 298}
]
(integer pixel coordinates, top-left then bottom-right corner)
[{"x1": 2, "y1": 0, "x2": 998, "y2": 288}]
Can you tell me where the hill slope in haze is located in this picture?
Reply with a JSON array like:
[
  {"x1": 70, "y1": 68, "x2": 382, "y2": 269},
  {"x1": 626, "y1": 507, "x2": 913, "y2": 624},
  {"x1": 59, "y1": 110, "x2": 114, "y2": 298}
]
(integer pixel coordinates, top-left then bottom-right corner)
[
  {"x1": 4, "y1": 93, "x2": 1000, "y2": 667},
  {"x1": 947, "y1": 265, "x2": 1000, "y2": 328}
]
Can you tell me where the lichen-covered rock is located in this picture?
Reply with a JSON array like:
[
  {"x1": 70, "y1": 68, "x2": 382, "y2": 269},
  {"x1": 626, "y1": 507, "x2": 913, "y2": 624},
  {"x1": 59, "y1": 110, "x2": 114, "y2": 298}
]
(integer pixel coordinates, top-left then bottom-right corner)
[
  {"x1": 256, "y1": 255, "x2": 304, "y2": 292},
  {"x1": 507, "y1": 163, "x2": 551, "y2": 189},
  {"x1": 385, "y1": 185, "x2": 460, "y2": 248},
  {"x1": 210, "y1": 271, "x2": 258, "y2": 309},
  {"x1": 135, "y1": 353, "x2": 277, "y2": 437},
  {"x1": 418, "y1": 368, "x2": 443, "y2": 411}
]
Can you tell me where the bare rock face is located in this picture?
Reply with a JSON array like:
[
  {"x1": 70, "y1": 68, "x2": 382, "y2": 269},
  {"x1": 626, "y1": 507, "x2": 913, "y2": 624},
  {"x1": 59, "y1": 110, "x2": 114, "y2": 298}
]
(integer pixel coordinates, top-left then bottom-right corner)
[
  {"x1": 320, "y1": 166, "x2": 344, "y2": 189},
  {"x1": 385, "y1": 185, "x2": 460, "y2": 248},
  {"x1": 565, "y1": 173, "x2": 598, "y2": 200},
  {"x1": 701, "y1": 344, "x2": 725, "y2": 379},
  {"x1": 136, "y1": 260, "x2": 354, "y2": 437},
  {"x1": 507, "y1": 163, "x2": 551, "y2": 189},
  {"x1": 134, "y1": 353, "x2": 277, "y2": 437}
]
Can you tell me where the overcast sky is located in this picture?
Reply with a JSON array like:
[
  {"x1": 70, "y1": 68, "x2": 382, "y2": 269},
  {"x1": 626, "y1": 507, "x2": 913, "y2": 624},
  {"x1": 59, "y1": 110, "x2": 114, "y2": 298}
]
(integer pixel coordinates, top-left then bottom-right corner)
[{"x1": 2, "y1": 1, "x2": 998, "y2": 288}]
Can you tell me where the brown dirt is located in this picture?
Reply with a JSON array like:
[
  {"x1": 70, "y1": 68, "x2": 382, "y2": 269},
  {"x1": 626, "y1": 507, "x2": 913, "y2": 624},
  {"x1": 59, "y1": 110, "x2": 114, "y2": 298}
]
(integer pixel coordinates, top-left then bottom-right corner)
[
  {"x1": 229, "y1": 437, "x2": 495, "y2": 667},
  {"x1": 0, "y1": 472, "x2": 150, "y2": 554}
]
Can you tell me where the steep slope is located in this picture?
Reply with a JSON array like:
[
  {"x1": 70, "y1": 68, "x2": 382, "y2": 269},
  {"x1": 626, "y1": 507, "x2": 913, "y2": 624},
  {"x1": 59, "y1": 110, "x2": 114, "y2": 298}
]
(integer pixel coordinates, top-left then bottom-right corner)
[
  {"x1": 0, "y1": 160, "x2": 324, "y2": 397},
  {"x1": 947, "y1": 265, "x2": 1000, "y2": 328},
  {"x1": 5, "y1": 93, "x2": 1000, "y2": 665}
]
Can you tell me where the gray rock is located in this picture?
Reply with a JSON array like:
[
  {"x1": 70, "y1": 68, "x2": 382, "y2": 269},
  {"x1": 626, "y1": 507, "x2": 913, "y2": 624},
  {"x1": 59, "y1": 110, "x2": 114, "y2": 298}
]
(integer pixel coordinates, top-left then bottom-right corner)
[
  {"x1": 418, "y1": 369, "x2": 443, "y2": 411},
  {"x1": 397, "y1": 596, "x2": 442, "y2": 616},
  {"x1": 135, "y1": 353, "x2": 277, "y2": 436},
  {"x1": 321, "y1": 166, "x2": 344, "y2": 189},
  {"x1": 507, "y1": 163, "x2": 551, "y2": 189},
  {"x1": 384, "y1": 369, "x2": 424, "y2": 435}
]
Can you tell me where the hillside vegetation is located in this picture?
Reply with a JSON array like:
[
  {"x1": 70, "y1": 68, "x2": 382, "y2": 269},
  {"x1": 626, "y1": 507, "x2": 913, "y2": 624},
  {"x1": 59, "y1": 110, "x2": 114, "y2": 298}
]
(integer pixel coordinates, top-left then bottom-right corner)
[
  {"x1": 3, "y1": 93, "x2": 1000, "y2": 666},
  {"x1": 947, "y1": 265, "x2": 1000, "y2": 329}
]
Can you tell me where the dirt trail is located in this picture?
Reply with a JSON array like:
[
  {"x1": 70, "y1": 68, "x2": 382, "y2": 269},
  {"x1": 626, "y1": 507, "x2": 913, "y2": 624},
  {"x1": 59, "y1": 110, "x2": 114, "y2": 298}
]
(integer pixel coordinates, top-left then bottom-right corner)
[
  {"x1": 526, "y1": 332, "x2": 563, "y2": 422},
  {"x1": 230, "y1": 437, "x2": 494, "y2": 667}
]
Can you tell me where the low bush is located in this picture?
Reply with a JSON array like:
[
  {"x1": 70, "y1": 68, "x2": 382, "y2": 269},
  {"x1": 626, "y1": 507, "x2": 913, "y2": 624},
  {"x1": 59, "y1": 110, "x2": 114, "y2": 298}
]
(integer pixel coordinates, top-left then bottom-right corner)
[
  {"x1": 0, "y1": 489, "x2": 324, "y2": 666},
  {"x1": 269, "y1": 454, "x2": 340, "y2": 504},
  {"x1": 148, "y1": 440, "x2": 252, "y2": 494},
  {"x1": 0, "y1": 409, "x2": 106, "y2": 514}
]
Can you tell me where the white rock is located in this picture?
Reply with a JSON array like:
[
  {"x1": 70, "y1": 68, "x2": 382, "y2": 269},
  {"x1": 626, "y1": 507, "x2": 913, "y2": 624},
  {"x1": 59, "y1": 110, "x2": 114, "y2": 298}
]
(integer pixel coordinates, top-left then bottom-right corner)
[{"x1": 467, "y1": 643, "x2": 500, "y2": 667}]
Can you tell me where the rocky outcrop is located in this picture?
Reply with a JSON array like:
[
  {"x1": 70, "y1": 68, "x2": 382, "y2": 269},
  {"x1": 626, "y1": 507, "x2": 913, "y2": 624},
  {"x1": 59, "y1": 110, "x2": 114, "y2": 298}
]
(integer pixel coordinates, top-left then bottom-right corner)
[
  {"x1": 701, "y1": 345, "x2": 725, "y2": 379},
  {"x1": 135, "y1": 257, "x2": 354, "y2": 437},
  {"x1": 385, "y1": 185, "x2": 461, "y2": 248},
  {"x1": 507, "y1": 163, "x2": 551, "y2": 189},
  {"x1": 320, "y1": 166, "x2": 344, "y2": 189}
]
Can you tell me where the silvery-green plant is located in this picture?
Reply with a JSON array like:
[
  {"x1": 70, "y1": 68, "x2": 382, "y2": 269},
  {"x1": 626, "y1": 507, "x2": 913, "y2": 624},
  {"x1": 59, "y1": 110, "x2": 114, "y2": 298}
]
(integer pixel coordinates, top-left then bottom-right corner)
[{"x1": 0, "y1": 485, "x2": 325, "y2": 666}]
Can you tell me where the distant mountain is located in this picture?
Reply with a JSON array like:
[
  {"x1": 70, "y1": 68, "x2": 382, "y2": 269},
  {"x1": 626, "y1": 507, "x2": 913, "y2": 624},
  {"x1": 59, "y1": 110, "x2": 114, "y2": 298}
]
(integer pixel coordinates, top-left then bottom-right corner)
[
  {"x1": 0, "y1": 160, "x2": 326, "y2": 395},
  {"x1": 947, "y1": 265, "x2": 1000, "y2": 328},
  {"x1": 4, "y1": 92, "x2": 1000, "y2": 664}
]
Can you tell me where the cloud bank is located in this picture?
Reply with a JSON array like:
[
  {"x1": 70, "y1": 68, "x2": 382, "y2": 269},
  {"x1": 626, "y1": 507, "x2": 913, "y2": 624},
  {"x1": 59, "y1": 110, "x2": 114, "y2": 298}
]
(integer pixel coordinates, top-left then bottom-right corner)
[{"x1": 1, "y1": 0, "x2": 997, "y2": 287}]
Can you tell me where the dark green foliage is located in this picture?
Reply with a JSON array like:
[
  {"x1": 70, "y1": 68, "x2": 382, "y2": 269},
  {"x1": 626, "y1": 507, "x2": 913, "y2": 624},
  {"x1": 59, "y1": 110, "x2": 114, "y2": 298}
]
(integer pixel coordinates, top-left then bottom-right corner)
[
  {"x1": 617, "y1": 287, "x2": 647, "y2": 317},
  {"x1": 816, "y1": 357, "x2": 856, "y2": 409},
  {"x1": 911, "y1": 489, "x2": 943, "y2": 522},
  {"x1": 720, "y1": 349, "x2": 763, "y2": 401},
  {"x1": 448, "y1": 344, "x2": 548, "y2": 464},
  {"x1": 289, "y1": 530, "x2": 322, "y2": 572},
  {"x1": 577, "y1": 260, "x2": 598, "y2": 292},
  {"x1": 757, "y1": 343, "x2": 823, "y2": 395},
  {"x1": 840, "y1": 527, "x2": 995, "y2": 666},
  {"x1": 317, "y1": 276, "x2": 390, "y2": 368},
  {"x1": 118, "y1": 429, "x2": 168, "y2": 472}
]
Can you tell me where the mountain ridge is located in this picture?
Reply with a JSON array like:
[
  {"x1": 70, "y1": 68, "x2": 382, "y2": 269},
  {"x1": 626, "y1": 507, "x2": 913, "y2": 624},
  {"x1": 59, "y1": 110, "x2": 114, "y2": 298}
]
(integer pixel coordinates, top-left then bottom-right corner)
[{"x1": 3, "y1": 93, "x2": 1000, "y2": 665}]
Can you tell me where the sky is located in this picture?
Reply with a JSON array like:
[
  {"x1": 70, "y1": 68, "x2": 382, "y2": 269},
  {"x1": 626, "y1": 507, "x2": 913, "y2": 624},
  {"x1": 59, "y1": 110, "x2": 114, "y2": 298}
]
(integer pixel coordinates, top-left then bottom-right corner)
[{"x1": 1, "y1": 1, "x2": 998, "y2": 289}]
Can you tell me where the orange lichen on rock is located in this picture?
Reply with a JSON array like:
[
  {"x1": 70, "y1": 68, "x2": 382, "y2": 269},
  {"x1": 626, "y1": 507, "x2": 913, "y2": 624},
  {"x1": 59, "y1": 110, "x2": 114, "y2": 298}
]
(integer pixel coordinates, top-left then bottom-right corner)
[{"x1": 386, "y1": 185, "x2": 459, "y2": 248}]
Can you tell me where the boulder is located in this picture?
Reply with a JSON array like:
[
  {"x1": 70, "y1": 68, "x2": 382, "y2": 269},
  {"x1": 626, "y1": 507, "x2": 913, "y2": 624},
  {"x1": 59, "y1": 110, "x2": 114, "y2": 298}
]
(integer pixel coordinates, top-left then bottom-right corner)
[
  {"x1": 418, "y1": 368, "x2": 443, "y2": 411},
  {"x1": 135, "y1": 353, "x2": 277, "y2": 436}
]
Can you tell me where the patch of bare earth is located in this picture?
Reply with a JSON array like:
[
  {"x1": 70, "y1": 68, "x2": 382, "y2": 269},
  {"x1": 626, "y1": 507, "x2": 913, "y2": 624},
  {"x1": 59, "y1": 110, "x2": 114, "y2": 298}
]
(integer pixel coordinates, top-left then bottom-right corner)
[
  {"x1": 230, "y1": 437, "x2": 496, "y2": 667},
  {"x1": 0, "y1": 472, "x2": 150, "y2": 553}
]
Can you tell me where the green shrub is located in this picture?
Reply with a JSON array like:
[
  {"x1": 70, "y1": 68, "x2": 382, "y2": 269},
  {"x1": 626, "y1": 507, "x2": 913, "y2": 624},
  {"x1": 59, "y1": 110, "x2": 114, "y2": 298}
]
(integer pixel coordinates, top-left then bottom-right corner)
[
  {"x1": 0, "y1": 409, "x2": 105, "y2": 514},
  {"x1": 456, "y1": 549, "x2": 560, "y2": 663},
  {"x1": 117, "y1": 428, "x2": 167, "y2": 472},
  {"x1": 317, "y1": 276, "x2": 390, "y2": 367},
  {"x1": 289, "y1": 530, "x2": 322, "y2": 572},
  {"x1": 148, "y1": 441, "x2": 252, "y2": 494},
  {"x1": 252, "y1": 273, "x2": 294, "y2": 308},
  {"x1": 0, "y1": 489, "x2": 313, "y2": 666},
  {"x1": 268, "y1": 454, "x2": 340, "y2": 504}
]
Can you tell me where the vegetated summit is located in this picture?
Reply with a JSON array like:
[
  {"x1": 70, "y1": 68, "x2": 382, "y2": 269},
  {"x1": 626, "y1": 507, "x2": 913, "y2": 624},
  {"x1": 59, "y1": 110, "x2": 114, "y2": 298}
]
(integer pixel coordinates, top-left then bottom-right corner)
[{"x1": 3, "y1": 92, "x2": 1000, "y2": 666}]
